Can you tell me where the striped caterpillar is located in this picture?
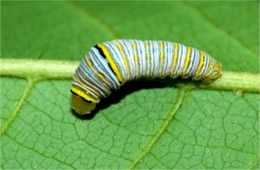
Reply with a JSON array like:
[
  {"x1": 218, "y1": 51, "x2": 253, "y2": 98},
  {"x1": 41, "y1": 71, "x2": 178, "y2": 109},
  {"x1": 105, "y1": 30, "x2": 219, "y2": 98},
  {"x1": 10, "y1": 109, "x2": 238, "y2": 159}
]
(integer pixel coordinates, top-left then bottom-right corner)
[{"x1": 71, "y1": 39, "x2": 222, "y2": 114}]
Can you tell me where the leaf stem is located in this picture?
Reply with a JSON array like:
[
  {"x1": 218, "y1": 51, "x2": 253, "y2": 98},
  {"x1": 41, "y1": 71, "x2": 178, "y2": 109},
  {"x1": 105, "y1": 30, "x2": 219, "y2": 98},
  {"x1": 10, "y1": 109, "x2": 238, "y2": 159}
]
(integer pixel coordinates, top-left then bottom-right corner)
[{"x1": 0, "y1": 59, "x2": 259, "y2": 93}]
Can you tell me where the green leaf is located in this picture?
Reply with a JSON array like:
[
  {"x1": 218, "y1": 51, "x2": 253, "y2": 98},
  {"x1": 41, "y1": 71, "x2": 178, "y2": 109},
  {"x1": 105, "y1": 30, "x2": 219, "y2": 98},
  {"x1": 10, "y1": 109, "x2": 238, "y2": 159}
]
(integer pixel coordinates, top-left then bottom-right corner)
[{"x1": 1, "y1": 1, "x2": 259, "y2": 169}]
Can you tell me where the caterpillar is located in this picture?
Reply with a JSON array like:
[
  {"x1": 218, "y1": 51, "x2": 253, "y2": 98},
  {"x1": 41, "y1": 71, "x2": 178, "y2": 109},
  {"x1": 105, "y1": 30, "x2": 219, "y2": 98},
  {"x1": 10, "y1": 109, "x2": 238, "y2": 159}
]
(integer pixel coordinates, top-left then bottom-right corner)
[{"x1": 71, "y1": 39, "x2": 222, "y2": 114}]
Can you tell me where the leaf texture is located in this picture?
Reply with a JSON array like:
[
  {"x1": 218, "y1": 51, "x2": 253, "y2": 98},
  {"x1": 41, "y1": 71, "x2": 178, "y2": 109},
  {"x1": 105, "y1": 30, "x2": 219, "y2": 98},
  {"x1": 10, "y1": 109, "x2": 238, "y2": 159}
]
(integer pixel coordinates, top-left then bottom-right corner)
[{"x1": 1, "y1": 1, "x2": 259, "y2": 169}]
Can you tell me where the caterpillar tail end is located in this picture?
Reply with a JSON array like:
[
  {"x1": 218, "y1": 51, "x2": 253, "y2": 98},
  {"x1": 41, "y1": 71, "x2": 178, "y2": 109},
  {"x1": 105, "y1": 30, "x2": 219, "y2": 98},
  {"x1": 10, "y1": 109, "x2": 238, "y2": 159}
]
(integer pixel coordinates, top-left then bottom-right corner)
[
  {"x1": 202, "y1": 62, "x2": 222, "y2": 83},
  {"x1": 71, "y1": 94, "x2": 98, "y2": 115}
]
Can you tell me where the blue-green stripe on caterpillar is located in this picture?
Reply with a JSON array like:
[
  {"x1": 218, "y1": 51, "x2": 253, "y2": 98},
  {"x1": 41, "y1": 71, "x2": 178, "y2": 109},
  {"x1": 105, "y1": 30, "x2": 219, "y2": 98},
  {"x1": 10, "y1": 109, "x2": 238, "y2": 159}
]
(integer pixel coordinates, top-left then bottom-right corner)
[{"x1": 71, "y1": 39, "x2": 222, "y2": 114}]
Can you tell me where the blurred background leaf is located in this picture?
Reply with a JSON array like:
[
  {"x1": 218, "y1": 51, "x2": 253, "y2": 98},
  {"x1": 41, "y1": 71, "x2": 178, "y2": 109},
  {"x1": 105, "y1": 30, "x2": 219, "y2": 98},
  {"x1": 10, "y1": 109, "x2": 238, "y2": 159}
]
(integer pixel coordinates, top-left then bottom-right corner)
[{"x1": 1, "y1": 1, "x2": 259, "y2": 169}]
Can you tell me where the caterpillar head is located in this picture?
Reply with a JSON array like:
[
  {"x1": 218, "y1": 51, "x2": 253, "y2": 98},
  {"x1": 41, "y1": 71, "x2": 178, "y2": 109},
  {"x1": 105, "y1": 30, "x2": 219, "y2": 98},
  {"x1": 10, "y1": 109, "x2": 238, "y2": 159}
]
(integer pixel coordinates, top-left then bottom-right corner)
[
  {"x1": 203, "y1": 61, "x2": 222, "y2": 83},
  {"x1": 70, "y1": 87, "x2": 100, "y2": 115}
]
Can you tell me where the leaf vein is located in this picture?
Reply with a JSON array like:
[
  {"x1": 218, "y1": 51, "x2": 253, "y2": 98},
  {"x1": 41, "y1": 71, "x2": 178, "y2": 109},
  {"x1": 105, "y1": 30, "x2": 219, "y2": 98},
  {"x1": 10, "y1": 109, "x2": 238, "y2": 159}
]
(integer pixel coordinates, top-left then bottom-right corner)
[
  {"x1": 5, "y1": 134, "x2": 76, "y2": 169},
  {"x1": 67, "y1": 1, "x2": 121, "y2": 39},
  {"x1": 0, "y1": 78, "x2": 34, "y2": 138},
  {"x1": 128, "y1": 86, "x2": 190, "y2": 169},
  {"x1": 184, "y1": 2, "x2": 257, "y2": 57}
]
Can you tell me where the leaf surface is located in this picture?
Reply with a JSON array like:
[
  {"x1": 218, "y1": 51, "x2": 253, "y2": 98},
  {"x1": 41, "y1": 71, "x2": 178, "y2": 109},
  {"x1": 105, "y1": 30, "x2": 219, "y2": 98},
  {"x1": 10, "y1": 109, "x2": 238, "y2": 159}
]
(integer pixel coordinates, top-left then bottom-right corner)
[{"x1": 1, "y1": 1, "x2": 259, "y2": 169}]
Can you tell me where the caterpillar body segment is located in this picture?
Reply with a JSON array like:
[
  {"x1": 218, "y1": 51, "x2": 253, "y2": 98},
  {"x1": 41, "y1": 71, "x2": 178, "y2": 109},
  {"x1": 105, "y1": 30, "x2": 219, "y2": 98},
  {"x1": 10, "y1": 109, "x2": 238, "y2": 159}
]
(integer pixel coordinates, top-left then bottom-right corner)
[{"x1": 71, "y1": 39, "x2": 222, "y2": 114}]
